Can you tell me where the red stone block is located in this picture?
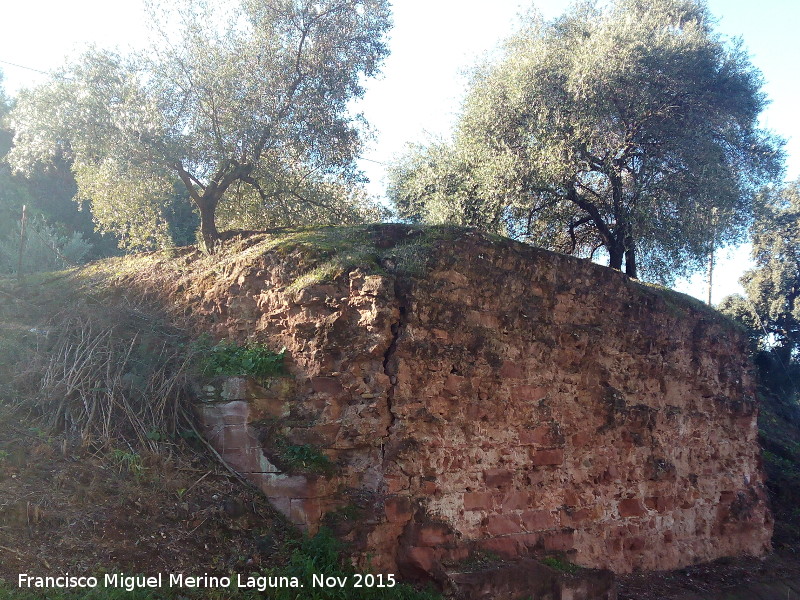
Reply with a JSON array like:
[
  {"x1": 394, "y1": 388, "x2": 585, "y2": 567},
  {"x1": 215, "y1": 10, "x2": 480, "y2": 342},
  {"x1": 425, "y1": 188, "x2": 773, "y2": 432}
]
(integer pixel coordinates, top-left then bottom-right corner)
[
  {"x1": 479, "y1": 536, "x2": 522, "y2": 559},
  {"x1": 619, "y1": 498, "x2": 646, "y2": 517},
  {"x1": 384, "y1": 475, "x2": 410, "y2": 494},
  {"x1": 519, "y1": 427, "x2": 549, "y2": 446},
  {"x1": 384, "y1": 496, "x2": 413, "y2": 524},
  {"x1": 484, "y1": 469, "x2": 514, "y2": 487},
  {"x1": 500, "y1": 361, "x2": 524, "y2": 379},
  {"x1": 417, "y1": 524, "x2": 452, "y2": 547},
  {"x1": 645, "y1": 496, "x2": 675, "y2": 513},
  {"x1": 521, "y1": 509, "x2": 558, "y2": 532},
  {"x1": 560, "y1": 508, "x2": 592, "y2": 527},
  {"x1": 531, "y1": 449, "x2": 564, "y2": 466},
  {"x1": 513, "y1": 385, "x2": 547, "y2": 402},
  {"x1": 420, "y1": 479, "x2": 439, "y2": 495},
  {"x1": 267, "y1": 496, "x2": 291, "y2": 520},
  {"x1": 406, "y1": 546, "x2": 436, "y2": 573},
  {"x1": 542, "y1": 530, "x2": 575, "y2": 552},
  {"x1": 485, "y1": 514, "x2": 523, "y2": 536},
  {"x1": 443, "y1": 374, "x2": 464, "y2": 395},
  {"x1": 518, "y1": 533, "x2": 541, "y2": 551},
  {"x1": 624, "y1": 536, "x2": 646, "y2": 552},
  {"x1": 563, "y1": 490, "x2": 580, "y2": 506},
  {"x1": 254, "y1": 473, "x2": 320, "y2": 498},
  {"x1": 501, "y1": 491, "x2": 530, "y2": 511},
  {"x1": 663, "y1": 530, "x2": 674, "y2": 544},
  {"x1": 571, "y1": 432, "x2": 592, "y2": 447},
  {"x1": 310, "y1": 376, "x2": 344, "y2": 395},
  {"x1": 222, "y1": 447, "x2": 261, "y2": 473},
  {"x1": 464, "y1": 492, "x2": 495, "y2": 511},
  {"x1": 290, "y1": 498, "x2": 323, "y2": 525}
]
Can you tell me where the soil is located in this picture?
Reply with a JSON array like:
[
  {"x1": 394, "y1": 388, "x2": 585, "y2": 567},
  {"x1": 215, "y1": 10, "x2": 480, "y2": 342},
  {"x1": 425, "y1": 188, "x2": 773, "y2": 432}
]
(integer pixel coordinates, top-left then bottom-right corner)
[{"x1": 0, "y1": 403, "x2": 295, "y2": 585}]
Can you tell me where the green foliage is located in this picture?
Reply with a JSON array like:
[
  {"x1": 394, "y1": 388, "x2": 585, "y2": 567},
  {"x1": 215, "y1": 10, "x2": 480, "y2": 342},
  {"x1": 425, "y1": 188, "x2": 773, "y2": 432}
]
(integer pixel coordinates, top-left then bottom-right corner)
[
  {"x1": 264, "y1": 223, "x2": 463, "y2": 291},
  {"x1": 197, "y1": 338, "x2": 285, "y2": 378},
  {"x1": 0, "y1": 216, "x2": 93, "y2": 275},
  {"x1": 279, "y1": 443, "x2": 335, "y2": 475},
  {"x1": 8, "y1": 0, "x2": 392, "y2": 251},
  {"x1": 390, "y1": 0, "x2": 783, "y2": 283},
  {"x1": 719, "y1": 180, "x2": 800, "y2": 394},
  {"x1": 540, "y1": 556, "x2": 580, "y2": 575},
  {"x1": 265, "y1": 528, "x2": 441, "y2": 600},
  {"x1": 110, "y1": 449, "x2": 146, "y2": 476}
]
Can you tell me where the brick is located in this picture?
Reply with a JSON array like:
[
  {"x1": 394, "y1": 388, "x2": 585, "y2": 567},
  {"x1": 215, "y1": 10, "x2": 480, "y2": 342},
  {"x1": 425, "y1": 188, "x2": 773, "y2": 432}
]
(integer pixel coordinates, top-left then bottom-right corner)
[
  {"x1": 624, "y1": 536, "x2": 647, "y2": 552},
  {"x1": 443, "y1": 374, "x2": 464, "y2": 395},
  {"x1": 484, "y1": 469, "x2": 514, "y2": 487},
  {"x1": 563, "y1": 490, "x2": 580, "y2": 506},
  {"x1": 221, "y1": 379, "x2": 249, "y2": 401},
  {"x1": 417, "y1": 524, "x2": 452, "y2": 547},
  {"x1": 223, "y1": 447, "x2": 262, "y2": 473},
  {"x1": 560, "y1": 507, "x2": 592, "y2": 527},
  {"x1": 644, "y1": 496, "x2": 675, "y2": 513},
  {"x1": 513, "y1": 385, "x2": 547, "y2": 402},
  {"x1": 384, "y1": 496, "x2": 413, "y2": 524},
  {"x1": 500, "y1": 361, "x2": 524, "y2": 379},
  {"x1": 420, "y1": 479, "x2": 439, "y2": 495},
  {"x1": 542, "y1": 530, "x2": 575, "y2": 552},
  {"x1": 501, "y1": 491, "x2": 530, "y2": 511},
  {"x1": 572, "y1": 431, "x2": 592, "y2": 447},
  {"x1": 479, "y1": 536, "x2": 522, "y2": 559},
  {"x1": 522, "y1": 510, "x2": 558, "y2": 531},
  {"x1": 464, "y1": 492, "x2": 494, "y2": 511},
  {"x1": 619, "y1": 498, "x2": 646, "y2": 518},
  {"x1": 520, "y1": 424, "x2": 564, "y2": 447},
  {"x1": 252, "y1": 474, "x2": 320, "y2": 498},
  {"x1": 267, "y1": 496, "x2": 291, "y2": 520},
  {"x1": 406, "y1": 546, "x2": 435, "y2": 573},
  {"x1": 310, "y1": 376, "x2": 344, "y2": 395},
  {"x1": 485, "y1": 514, "x2": 523, "y2": 536},
  {"x1": 531, "y1": 449, "x2": 564, "y2": 466},
  {"x1": 290, "y1": 498, "x2": 323, "y2": 526},
  {"x1": 384, "y1": 474, "x2": 410, "y2": 494}
]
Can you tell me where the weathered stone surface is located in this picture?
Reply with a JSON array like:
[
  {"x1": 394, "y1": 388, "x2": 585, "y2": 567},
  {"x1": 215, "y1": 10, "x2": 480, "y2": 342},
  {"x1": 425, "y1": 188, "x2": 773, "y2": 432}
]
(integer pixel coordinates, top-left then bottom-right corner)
[
  {"x1": 448, "y1": 559, "x2": 617, "y2": 600},
  {"x1": 180, "y1": 226, "x2": 769, "y2": 581}
]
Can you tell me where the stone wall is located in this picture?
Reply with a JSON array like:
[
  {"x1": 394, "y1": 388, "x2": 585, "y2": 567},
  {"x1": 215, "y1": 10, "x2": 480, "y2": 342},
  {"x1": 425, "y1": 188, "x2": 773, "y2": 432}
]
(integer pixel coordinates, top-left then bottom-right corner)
[{"x1": 181, "y1": 226, "x2": 770, "y2": 580}]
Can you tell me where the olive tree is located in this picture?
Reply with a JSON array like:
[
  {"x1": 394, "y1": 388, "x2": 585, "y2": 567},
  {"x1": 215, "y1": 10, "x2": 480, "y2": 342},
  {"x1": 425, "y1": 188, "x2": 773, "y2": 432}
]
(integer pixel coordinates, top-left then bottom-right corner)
[
  {"x1": 8, "y1": 0, "x2": 391, "y2": 251},
  {"x1": 390, "y1": 0, "x2": 783, "y2": 281}
]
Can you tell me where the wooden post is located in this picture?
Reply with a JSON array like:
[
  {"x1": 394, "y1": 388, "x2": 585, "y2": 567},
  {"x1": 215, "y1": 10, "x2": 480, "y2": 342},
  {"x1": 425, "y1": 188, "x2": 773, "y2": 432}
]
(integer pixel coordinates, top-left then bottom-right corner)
[{"x1": 17, "y1": 205, "x2": 27, "y2": 284}]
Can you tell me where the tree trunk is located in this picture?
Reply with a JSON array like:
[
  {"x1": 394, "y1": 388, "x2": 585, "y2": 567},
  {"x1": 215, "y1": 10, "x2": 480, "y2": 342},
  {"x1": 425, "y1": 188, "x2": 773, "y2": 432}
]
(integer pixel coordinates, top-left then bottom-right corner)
[
  {"x1": 608, "y1": 241, "x2": 625, "y2": 271},
  {"x1": 197, "y1": 199, "x2": 219, "y2": 254},
  {"x1": 625, "y1": 245, "x2": 637, "y2": 279},
  {"x1": 624, "y1": 229, "x2": 637, "y2": 278}
]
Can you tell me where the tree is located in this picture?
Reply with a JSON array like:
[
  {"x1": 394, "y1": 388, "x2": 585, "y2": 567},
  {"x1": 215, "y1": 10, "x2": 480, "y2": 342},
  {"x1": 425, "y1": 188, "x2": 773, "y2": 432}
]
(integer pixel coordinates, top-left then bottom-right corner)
[
  {"x1": 721, "y1": 181, "x2": 800, "y2": 358},
  {"x1": 390, "y1": 0, "x2": 783, "y2": 281},
  {"x1": 8, "y1": 0, "x2": 391, "y2": 251}
]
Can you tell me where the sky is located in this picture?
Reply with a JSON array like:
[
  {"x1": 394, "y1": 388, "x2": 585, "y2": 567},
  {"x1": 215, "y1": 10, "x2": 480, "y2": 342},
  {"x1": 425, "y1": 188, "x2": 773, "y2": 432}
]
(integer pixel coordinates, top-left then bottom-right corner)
[{"x1": 1, "y1": 0, "x2": 798, "y2": 303}]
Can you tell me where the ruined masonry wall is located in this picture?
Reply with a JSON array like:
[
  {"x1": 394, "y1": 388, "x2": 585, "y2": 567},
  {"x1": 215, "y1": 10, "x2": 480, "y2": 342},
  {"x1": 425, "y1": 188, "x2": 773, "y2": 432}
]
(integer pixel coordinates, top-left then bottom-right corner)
[{"x1": 191, "y1": 230, "x2": 771, "y2": 577}]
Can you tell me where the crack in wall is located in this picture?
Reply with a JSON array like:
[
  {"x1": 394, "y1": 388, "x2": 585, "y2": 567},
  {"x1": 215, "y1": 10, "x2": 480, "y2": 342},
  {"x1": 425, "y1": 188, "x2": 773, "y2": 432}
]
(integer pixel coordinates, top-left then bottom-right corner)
[{"x1": 382, "y1": 279, "x2": 409, "y2": 463}]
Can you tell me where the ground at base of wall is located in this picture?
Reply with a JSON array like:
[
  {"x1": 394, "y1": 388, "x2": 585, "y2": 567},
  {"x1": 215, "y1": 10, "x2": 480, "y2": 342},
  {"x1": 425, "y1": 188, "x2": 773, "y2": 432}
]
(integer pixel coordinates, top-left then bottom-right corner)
[
  {"x1": 618, "y1": 546, "x2": 800, "y2": 599},
  {"x1": 0, "y1": 405, "x2": 296, "y2": 585}
]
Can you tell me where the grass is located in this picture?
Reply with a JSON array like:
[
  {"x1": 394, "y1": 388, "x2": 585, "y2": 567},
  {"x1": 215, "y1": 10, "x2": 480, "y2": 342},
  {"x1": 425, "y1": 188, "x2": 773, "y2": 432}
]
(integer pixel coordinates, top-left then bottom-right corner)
[
  {"x1": 540, "y1": 556, "x2": 581, "y2": 575},
  {"x1": 279, "y1": 443, "x2": 336, "y2": 475},
  {"x1": 196, "y1": 337, "x2": 286, "y2": 378}
]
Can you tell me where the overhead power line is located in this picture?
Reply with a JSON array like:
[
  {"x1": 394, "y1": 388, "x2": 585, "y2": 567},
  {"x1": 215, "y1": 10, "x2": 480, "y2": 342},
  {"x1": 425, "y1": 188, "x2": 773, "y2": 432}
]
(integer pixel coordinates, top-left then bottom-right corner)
[{"x1": 0, "y1": 58, "x2": 52, "y2": 76}]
